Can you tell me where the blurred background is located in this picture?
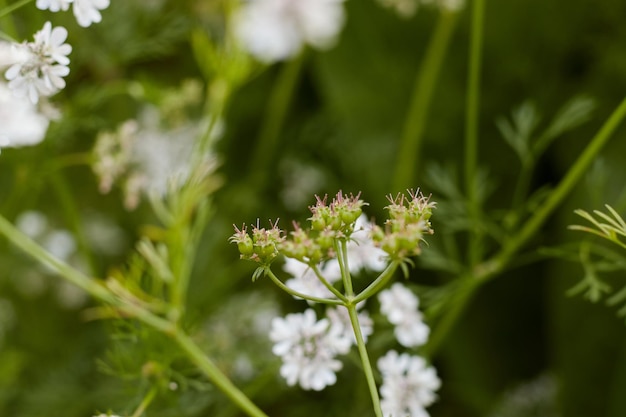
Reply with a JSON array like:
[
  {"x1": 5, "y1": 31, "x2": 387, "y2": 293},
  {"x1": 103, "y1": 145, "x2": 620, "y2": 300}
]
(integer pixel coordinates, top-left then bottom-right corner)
[{"x1": 2, "y1": 0, "x2": 626, "y2": 416}]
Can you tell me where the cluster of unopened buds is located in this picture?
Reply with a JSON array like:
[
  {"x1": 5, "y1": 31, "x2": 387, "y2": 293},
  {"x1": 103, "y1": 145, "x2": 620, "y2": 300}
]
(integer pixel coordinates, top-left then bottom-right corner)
[{"x1": 230, "y1": 190, "x2": 436, "y2": 271}]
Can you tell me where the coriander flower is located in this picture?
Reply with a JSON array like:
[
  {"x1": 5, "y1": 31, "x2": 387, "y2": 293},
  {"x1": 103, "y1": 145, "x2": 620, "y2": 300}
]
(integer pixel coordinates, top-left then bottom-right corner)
[
  {"x1": 379, "y1": 283, "x2": 430, "y2": 348},
  {"x1": 4, "y1": 22, "x2": 71, "y2": 104},
  {"x1": 234, "y1": 0, "x2": 346, "y2": 63},
  {"x1": 73, "y1": 0, "x2": 110, "y2": 27},
  {"x1": 36, "y1": 0, "x2": 73, "y2": 12},
  {"x1": 269, "y1": 309, "x2": 351, "y2": 390},
  {"x1": 378, "y1": 350, "x2": 441, "y2": 417},
  {"x1": 0, "y1": 82, "x2": 50, "y2": 150}
]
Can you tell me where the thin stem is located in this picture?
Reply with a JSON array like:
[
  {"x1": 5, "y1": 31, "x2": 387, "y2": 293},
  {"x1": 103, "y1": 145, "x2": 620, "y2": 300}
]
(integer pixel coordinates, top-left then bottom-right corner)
[
  {"x1": 311, "y1": 263, "x2": 347, "y2": 300},
  {"x1": 0, "y1": 0, "x2": 33, "y2": 20},
  {"x1": 464, "y1": 0, "x2": 485, "y2": 198},
  {"x1": 337, "y1": 240, "x2": 354, "y2": 296},
  {"x1": 50, "y1": 171, "x2": 99, "y2": 275},
  {"x1": 248, "y1": 53, "x2": 305, "y2": 186},
  {"x1": 495, "y1": 96, "x2": 626, "y2": 266},
  {"x1": 266, "y1": 268, "x2": 345, "y2": 305},
  {"x1": 353, "y1": 261, "x2": 399, "y2": 304},
  {"x1": 0, "y1": 213, "x2": 268, "y2": 417},
  {"x1": 393, "y1": 10, "x2": 458, "y2": 191},
  {"x1": 426, "y1": 96, "x2": 626, "y2": 358},
  {"x1": 130, "y1": 385, "x2": 159, "y2": 417},
  {"x1": 465, "y1": 0, "x2": 486, "y2": 267},
  {"x1": 347, "y1": 304, "x2": 383, "y2": 417},
  {"x1": 173, "y1": 330, "x2": 269, "y2": 417}
]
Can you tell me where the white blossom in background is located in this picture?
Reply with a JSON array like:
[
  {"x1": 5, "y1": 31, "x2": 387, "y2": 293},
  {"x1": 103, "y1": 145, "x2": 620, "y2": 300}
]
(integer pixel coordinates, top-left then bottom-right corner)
[
  {"x1": 378, "y1": 350, "x2": 441, "y2": 417},
  {"x1": 3, "y1": 22, "x2": 71, "y2": 104},
  {"x1": 269, "y1": 308, "x2": 351, "y2": 390},
  {"x1": 14, "y1": 210, "x2": 89, "y2": 309},
  {"x1": 73, "y1": 0, "x2": 110, "y2": 27},
  {"x1": 284, "y1": 257, "x2": 340, "y2": 301},
  {"x1": 234, "y1": 0, "x2": 346, "y2": 63},
  {"x1": 92, "y1": 106, "x2": 218, "y2": 210},
  {"x1": 0, "y1": 82, "x2": 50, "y2": 151},
  {"x1": 36, "y1": 0, "x2": 110, "y2": 27},
  {"x1": 36, "y1": 0, "x2": 73, "y2": 12},
  {"x1": 378, "y1": 282, "x2": 430, "y2": 348}
]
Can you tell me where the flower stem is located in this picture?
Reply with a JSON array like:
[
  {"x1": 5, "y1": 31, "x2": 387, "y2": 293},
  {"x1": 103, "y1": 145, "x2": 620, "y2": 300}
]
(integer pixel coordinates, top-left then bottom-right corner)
[
  {"x1": 0, "y1": 0, "x2": 33, "y2": 20},
  {"x1": 347, "y1": 304, "x2": 383, "y2": 417},
  {"x1": 465, "y1": 0, "x2": 486, "y2": 267},
  {"x1": 426, "y1": 96, "x2": 626, "y2": 358},
  {"x1": 173, "y1": 329, "x2": 270, "y2": 417},
  {"x1": 248, "y1": 53, "x2": 305, "y2": 187},
  {"x1": 130, "y1": 385, "x2": 159, "y2": 417},
  {"x1": 393, "y1": 10, "x2": 458, "y2": 191},
  {"x1": 266, "y1": 267, "x2": 345, "y2": 305},
  {"x1": 464, "y1": 0, "x2": 485, "y2": 200},
  {"x1": 353, "y1": 261, "x2": 399, "y2": 304}
]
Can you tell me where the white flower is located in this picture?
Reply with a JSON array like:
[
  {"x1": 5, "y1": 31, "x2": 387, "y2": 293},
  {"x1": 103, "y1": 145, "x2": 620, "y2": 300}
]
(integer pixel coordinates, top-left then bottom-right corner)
[
  {"x1": 36, "y1": 0, "x2": 73, "y2": 12},
  {"x1": 269, "y1": 309, "x2": 351, "y2": 390},
  {"x1": 234, "y1": 0, "x2": 346, "y2": 63},
  {"x1": 378, "y1": 350, "x2": 441, "y2": 417},
  {"x1": 0, "y1": 82, "x2": 50, "y2": 150},
  {"x1": 379, "y1": 283, "x2": 430, "y2": 348},
  {"x1": 73, "y1": 0, "x2": 110, "y2": 27},
  {"x1": 3, "y1": 22, "x2": 71, "y2": 104}
]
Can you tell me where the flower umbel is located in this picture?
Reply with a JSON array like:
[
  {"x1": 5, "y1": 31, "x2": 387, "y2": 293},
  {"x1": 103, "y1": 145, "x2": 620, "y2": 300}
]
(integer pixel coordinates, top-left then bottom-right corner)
[
  {"x1": 270, "y1": 309, "x2": 351, "y2": 391},
  {"x1": 230, "y1": 220, "x2": 284, "y2": 268},
  {"x1": 234, "y1": 0, "x2": 347, "y2": 63},
  {"x1": 4, "y1": 22, "x2": 71, "y2": 104},
  {"x1": 378, "y1": 283, "x2": 430, "y2": 348},
  {"x1": 372, "y1": 189, "x2": 436, "y2": 261},
  {"x1": 378, "y1": 350, "x2": 441, "y2": 417}
]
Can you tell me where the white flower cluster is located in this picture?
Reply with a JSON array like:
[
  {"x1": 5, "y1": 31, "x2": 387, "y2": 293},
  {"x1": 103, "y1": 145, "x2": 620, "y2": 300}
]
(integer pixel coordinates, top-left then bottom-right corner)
[
  {"x1": 37, "y1": 0, "x2": 110, "y2": 27},
  {"x1": 92, "y1": 107, "x2": 217, "y2": 210},
  {"x1": 0, "y1": 79, "x2": 50, "y2": 151},
  {"x1": 270, "y1": 308, "x2": 361, "y2": 391},
  {"x1": 234, "y1": 0, "x2": 346, "y2": 63},
  {"x1": 378, "y1": 350, "x2": 441, "y2": 417},
  {"x1": 378, "y1": 282, "x2": 430, "y2": 348},
  {"x1": 3, "y1": 22, "x2": 71, "y2": 104}
]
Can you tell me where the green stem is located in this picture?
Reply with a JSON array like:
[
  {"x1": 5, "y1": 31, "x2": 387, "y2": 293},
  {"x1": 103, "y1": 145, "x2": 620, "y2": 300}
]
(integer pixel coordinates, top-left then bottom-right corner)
[
  {"x1": 130, "y1": 385, "x2": 159, "y2": 417},
  {"x1": 266, "y1": 268, "x2": 344, "y2": 305},
  {"x1": 393, "y1": 10, "x2": 458, "y2": 191},
  {"x1": 464, "y1": 0, "x2": 485, "y2": 198},
  {"x1": 0, "y1": 213, "x2": 268, "y2": 417},
  {"x1": 353, "y1": 261, "x2": 399, "y2": 304},
  {"x1": 173, "y1": 330, "x2": 269, "y2": 417},
  {"x1": 50, "y1": 171, "x2": 99, "y2": 275},
  {"x1": 465, "y1": 0, "x2": 486, "y2": 267},
  {"x1": 311, "y1": 263, "x2": 348, "y2": 300},
  {"x1": 495, "y1": 96, "x2": 626, "y2": 266},
  {"x1": 347, "y1": 304, "x2": 383, "y2": 417},
  {"x1": 0, "y1": 0, "x2": 33, "y2": 20},
  {"x1": 337, "y1": 240, "x2": 354, "y2": 296},
  {"x1": 427, "y1": 96, "x2": 626, "y2": 358},
  {"x1": 248, "y1": 53, "x2": 305, "y2": 186}
]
